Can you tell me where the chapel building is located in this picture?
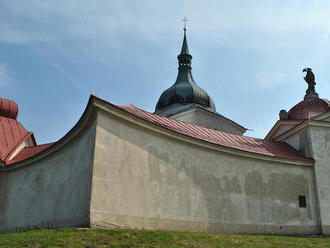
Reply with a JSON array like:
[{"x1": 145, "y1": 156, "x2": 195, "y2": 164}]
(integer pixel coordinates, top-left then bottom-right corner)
[{"x1": 0, "y1": 30, "x2": 329, "y2": 235}]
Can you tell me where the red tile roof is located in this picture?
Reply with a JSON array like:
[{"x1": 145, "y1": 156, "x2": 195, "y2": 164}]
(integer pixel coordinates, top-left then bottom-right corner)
[
  {"x1": 0, "y1": 116, "x2": 33, "y2": 162},
  {"x1": 0, "y1": 98, "x2": 18, "y2": 119},
  {"x1": 0, "y1": 97, "x2": 37, "y2": 165},
  {"x1": 7, "y1": 143, "x2": 53, "y2": 165},
  {"x1": 288, "y1": 98, "x2": 330, "y2": 120},
  {"x1": 118, "y1": 105, "x2": 312, "y2": 162}
]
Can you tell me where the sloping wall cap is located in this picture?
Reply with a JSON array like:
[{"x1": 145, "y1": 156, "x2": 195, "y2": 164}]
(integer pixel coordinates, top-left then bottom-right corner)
[{"x1": 117, "y1": 104, "x2": 311, "y2": 162}]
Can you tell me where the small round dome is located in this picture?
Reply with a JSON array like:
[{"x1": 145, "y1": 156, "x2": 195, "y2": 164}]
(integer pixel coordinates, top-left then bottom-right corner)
[
  {"x1": 288, "y1": 98, "x2": 330, "y2": 120},
  {"x1": 0, "y1": 98, "x2": 18, "y2": 119}
]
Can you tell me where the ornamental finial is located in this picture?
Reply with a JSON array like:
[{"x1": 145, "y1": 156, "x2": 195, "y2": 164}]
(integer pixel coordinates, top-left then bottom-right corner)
[{"x1": 302, "y1": 67, "x2": 319, "y2": 100}]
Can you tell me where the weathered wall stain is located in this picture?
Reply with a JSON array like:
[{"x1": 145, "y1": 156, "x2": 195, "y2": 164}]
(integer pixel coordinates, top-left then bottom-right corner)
[
  {"x1": 0, "y1": 119, "x2": 97, "y2": 233},
  {"x1": 90, "y1": 112, "x2": 318, "y2": 234}
]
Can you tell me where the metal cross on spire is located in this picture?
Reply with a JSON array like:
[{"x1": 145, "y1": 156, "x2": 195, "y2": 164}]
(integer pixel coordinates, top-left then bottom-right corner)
[{"x1": 182, "y1": 17, "x2": 189, "y2": 31}]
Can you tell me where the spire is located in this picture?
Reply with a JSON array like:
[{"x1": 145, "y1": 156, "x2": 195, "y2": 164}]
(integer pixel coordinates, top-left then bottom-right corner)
[
  {"x1": 176, "y1": 28, "x2": 193, "y2": 83},
  {"x1": 154, "y1": 26, "x2": 216, "y2": 116},
  {"x1": 180, "y1": 17, "x2": 189, "y2": 55},
  {"x1": 180, "y1": 28, "x2": 189, "y2": 55},
  {"x1": 177, "y1": 28, "x2": 192, "y2": 71}
]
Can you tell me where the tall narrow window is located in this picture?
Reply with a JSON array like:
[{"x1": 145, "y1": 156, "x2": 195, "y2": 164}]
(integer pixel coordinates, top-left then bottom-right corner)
[{"x1": 298, "y1": 195, "x2": 306, "y2": 208}]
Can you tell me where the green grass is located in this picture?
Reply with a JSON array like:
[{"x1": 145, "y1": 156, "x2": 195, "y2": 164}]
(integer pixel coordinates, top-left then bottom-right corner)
[{"x1": 0, "y1": 228, "x2": 329, "y2": 248}]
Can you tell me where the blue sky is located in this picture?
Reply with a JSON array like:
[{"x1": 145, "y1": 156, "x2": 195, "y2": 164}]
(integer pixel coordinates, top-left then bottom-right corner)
[{"x1": 1, "y1": 0, "x2": 330, "y2": 144}]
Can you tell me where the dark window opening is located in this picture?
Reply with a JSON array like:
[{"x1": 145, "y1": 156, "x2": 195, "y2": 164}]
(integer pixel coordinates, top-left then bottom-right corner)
[{"x1": 299, "y1": 195, "x2": 306, "y2": 208}]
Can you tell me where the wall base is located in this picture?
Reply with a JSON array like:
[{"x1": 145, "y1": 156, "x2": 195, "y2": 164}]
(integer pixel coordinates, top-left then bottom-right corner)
[{"x1": 90, "y1": 211, "x2": 320, "y2": 235}]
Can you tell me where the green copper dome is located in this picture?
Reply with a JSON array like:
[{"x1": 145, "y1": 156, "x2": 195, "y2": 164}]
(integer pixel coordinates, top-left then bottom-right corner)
[{"x1": 155, "y1": 30, "x2": 216, "y2": 116}]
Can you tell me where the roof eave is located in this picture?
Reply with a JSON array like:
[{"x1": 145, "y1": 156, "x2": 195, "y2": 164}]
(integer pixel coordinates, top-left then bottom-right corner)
[{"x1": 94, "y1": 97, "x2": 313, "y2": 166}]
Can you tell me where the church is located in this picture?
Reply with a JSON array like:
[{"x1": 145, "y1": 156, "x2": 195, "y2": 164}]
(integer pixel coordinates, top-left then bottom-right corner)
[{"x1": 0, "y1": 29, "x2": 329, "y2": 235}]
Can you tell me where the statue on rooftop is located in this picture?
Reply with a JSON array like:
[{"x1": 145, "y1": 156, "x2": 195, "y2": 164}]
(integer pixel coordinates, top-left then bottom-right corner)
[{"x1": 303, "y1": 68, "x2": 319, "y2": 100}]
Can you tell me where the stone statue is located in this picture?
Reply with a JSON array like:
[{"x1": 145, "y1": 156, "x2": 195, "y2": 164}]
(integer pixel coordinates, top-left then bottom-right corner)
[
  {"x1": 303, "y1": 68, "x2": 315, "y2": 88},
  {"x1": 302, "y1": 68, "x2": 318, "y2": 100}
]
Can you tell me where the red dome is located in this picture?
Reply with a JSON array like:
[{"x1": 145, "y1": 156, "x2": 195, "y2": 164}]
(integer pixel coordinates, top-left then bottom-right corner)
[
  {"x1": 288, "y1": 98, "x2": 330, "y2": 120},
  {"x1": 0, "y1": 98, "x2": 18, "y2": 119}
]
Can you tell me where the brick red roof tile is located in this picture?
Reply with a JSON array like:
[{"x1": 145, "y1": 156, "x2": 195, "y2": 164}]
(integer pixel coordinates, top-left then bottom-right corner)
[
  {"x1": 0, "y1": 97, "x2": 35, "y2": 164},
  {"x1": 0, "y1": 116, "x2": 32, "y2": 162},
  {"x1": 118, "y1": 105, "x2": 312, "y2": 162}
]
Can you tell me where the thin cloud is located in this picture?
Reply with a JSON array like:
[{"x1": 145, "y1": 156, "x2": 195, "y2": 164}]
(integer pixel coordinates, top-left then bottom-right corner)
[
  {"x1": 324, "y1": 23, "x2": 330, "y2": 45},
  {"x1": 0, "y1": 1, "x2": 330, "y2": 46},
  {"x1": 257, "y1": 71, "x2": 287, "y2": 91},
  {"x1": 50, "y1": 63, "x2": 88, "y2": 94},
  {"x1": 0, "y1": 63, "x2": 14, "y2": 85}
]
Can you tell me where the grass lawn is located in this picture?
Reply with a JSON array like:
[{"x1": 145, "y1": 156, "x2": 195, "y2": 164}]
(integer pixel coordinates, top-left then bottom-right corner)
[{"x1": 0, "y1": 228, "x2": 329, "y2": 248}]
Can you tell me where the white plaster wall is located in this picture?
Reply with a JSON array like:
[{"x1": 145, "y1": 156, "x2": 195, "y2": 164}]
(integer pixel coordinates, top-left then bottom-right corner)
[
  {"x1": 171, "y1": 109, "x2": 244, "y2": 135},
  {"x1": 90, "y1": 110, "x2": 319, "y2": 234},
  {"x1": 0, "y1": 119, "x2": 96, "y2": 233},
  {"x1": 308, "y1": 126, "x2": 330, "y2": 234},
  {"x1": 282, "y1": 129, "x2": 311, "y2": 157}
]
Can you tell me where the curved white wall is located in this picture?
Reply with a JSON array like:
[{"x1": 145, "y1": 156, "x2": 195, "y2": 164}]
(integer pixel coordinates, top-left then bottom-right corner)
[
  {"x1": 0, "y1": 119, "x2": 96, "y2": 233},
  {"x1": 90, "y1": 109, "x2": 319, "y2": 234}
]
